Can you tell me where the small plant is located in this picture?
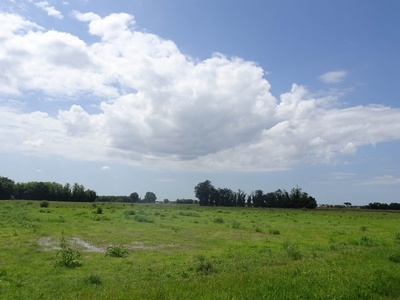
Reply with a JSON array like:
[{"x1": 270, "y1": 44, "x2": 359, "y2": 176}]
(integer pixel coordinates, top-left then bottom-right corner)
[
  {"x1": 54, "y1": 233, "x2": 81, "y2": 268},
  {"x1": 360, "y1": 226, "x2": 367, "y2": 231},
  {"x1": 40, "y1": 200, "x2": 49, "y2": 208},
  {"x1": 388, "y1": 252, "x2": 400, "y2": 263},
  {"x1": 395, "y1": 232, "x2": 400, "y2": 243},
  {"x1": 213, "y1": 217, "x2": 224, "y2": 224},
  {"x1": 255, "y1": 226, "x2": 263, "y2": 233},
  {"x1": 269, "y1": 228, "x2": 280, "y2": 235},
  {"x1": 359, "y1": 235, "x2": 373, "y2": 246},
  {"x1": 96, "y1": 207, "x2": 103, "y2": 214},
  {"x1": 134, "y1": 214, "x2": 154, "y2": 223},
  {"x1": 106, "y1": 245, "x2": 128, "y2": 258},
  {"x1": 231, "y1": 221, "x2": 241, "y2": 229},
  {"x1": 194, "y1": 255, "x2": 216, "y2": 275},
  {"x1": 84, "y1": 274, "x2": 102, "y2": 285},
  {"x1": 282, "y1": 241, "x2": 302, "y2": 260}
]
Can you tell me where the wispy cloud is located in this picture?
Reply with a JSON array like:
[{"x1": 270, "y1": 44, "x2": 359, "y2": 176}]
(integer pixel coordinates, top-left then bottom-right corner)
[
  {"x1": 331, "y1": 172, "x2": 357, "y2": 180},
  {"x1": 358, "y1": 175, "x2": 400, "y2": 186},
  {"x1": 101, "y1": 166, "x2": 111, "y2": 171},
  {"x1": 318, "y1": 71, "x2": 347, "y2": 84},
  {"x1": 34, "y1": 1, "x2": 63, "y2": 19}
]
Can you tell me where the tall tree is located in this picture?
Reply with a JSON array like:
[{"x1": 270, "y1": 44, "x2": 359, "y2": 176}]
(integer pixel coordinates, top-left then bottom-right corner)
[
  {"x1": 0, "y1": 176, "x2": 14, "y2": 200},
  {"x1": 129, "y1": 192, "x2": 140, "y2": 203},
  {"x1": 194, "y1": 180, "x2": 215, "y2": 206},
  {"x1": 143, "y1": 191, "x2": 157, "y2": 203}
]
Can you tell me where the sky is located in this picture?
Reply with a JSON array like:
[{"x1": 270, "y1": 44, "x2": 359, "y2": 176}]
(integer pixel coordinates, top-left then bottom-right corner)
[{"x1": 1, "y1": 0, "x2": 400, "y2": 205}]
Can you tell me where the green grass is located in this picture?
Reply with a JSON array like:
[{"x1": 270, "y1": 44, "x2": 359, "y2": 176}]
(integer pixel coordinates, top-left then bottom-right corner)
[{"x1": 1, "y1": 201, "x2": 400, "y2": 299}]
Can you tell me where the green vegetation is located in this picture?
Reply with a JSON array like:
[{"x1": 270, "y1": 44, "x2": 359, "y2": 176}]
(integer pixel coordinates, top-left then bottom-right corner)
[{"x1": 1, "y1": 200, "x2": 400, "y2": 299}]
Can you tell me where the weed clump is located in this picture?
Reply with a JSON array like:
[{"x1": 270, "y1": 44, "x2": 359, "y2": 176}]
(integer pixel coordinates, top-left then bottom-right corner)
[
  {"x1": 269, "y1": 228, "x2": 280, "y2": 235},
  {"x1": 134, "y1": 214, "x2": 154, "y2": 223},
  {"x1": 54, "y1": 233, "x2": 81, "y2": 268},
  {"x1": 84, "y1": 274, "x2": 102, "y2": 285},
  {"x1": 106, "y1": 245, "x2": 128, "y2": 258},
  {"x1": 213, "y1": 217, "x2": 224, "y2": 224},
  {"x1": 282, "y1": 241, "x2": 302, "y2": 260},
  {"x1": 395, "y1": 232, "x2": 400, "y2": 243},
  {"x1": 388, "y1": 253, "x2": 400, "y2": 264},
  {"x1": 194, "y1": 255, "x2": 216, "y2": 275}
]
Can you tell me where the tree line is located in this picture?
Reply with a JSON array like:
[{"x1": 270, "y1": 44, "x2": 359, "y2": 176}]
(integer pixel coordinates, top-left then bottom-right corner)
[
  {"x1": 97, "y1": 191, "x2": 157, "y2": 203},
  {"x1": 0, "y1": 176, "x2": 96, "y2": 202},
  {"x1": 194, "y1": 180, "x2": 317, "y2": 209},
  {"x1": 364, "y1": 202, "x2": 400, "y2": 210}
]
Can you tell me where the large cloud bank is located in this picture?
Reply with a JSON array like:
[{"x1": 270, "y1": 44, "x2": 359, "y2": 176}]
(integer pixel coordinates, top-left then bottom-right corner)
[{"x1": 1, "y1": 12, "x2": 400, "y2": 171}]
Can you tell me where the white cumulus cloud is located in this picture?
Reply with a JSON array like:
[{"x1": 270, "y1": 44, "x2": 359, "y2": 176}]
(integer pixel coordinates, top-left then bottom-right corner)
[{"x1": 1, "y1": 12, "x2": 400, "y2": 172}]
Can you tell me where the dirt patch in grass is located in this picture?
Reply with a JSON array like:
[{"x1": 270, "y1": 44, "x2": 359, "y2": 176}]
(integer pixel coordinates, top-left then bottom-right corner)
[
  {"x1": 38, "y1": 237, "x2": 175, "y2": 252},
  {"x1": 38, "y1": 237, "x2": 105, "y2": 253}
]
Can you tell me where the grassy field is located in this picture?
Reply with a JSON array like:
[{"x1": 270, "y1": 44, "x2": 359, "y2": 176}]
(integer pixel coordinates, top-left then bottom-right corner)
[{"x1": 0, "y1": 200, "x2": 400, "y2": 299}]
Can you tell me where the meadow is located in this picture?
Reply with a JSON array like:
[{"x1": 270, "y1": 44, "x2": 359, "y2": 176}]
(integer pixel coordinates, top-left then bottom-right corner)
[{"x1": 0, "y1": 200, "x2": 400, "y2": 299}]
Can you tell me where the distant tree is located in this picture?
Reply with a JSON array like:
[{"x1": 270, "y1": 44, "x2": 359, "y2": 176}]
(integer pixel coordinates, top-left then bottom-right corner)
[
  {"x1": 143, "y1": 191, "x2": 157, "y2": 203},
  {"x1": 0, "y1": 176, "x2": 14, "y2": 200},
  {"x1": 194, "y1": 180, "x2": 215, "y2": 206},
  {"x1": 252, "y1": 190, "x2": 264, "y2": 207},
  {"x1": 236, "y1": 189, "x2": 246, "y2": 207},
  {"x1": 129, "y1": 192, "x2": 140, "y2": 203},
  {"x1": 344, "y1": 202, "x2": 352, "y2": 207},
  {"x1": 72, "y1": 183, "x2": 86, "y2": 202},
  {"x1": 85, "y1": 189, "x2": 97, "y2": 202},
  {"x1": 163, "y1": 199, "x2": 169, "y2": 203}
]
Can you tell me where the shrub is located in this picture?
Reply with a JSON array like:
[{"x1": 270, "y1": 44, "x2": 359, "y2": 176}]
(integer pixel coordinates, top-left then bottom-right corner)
[
  {"x1": 106, "y1": 245, "x2": 128, "y2": 258},
  {"x1": 54, "y1": 234, "x2": 81, "y2": 268},
  {"x1": 40, "y1": 200, "x2": 49, "y2": 208},
  {"x1": 96, "y1": 207, "x2": 103, "y2": 214}
]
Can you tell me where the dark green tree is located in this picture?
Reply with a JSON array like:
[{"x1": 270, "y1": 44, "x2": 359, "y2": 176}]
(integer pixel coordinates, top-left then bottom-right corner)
[
  {"x1": 72, "y1": 183, "x2": 86, "y2": 202},
  {"x1": 252, "y1": 190, "x2": 264, "y2": 207},
  {"x1": 85, "y1": 189, "x2": 97, "y2": 202},
  {"x1": 129, "y1": 192, "x2": 140, "y2": 203},
  {"x1": 143, "y1": 191, "x2": 157, "y2": 203},
  {"x1": 194, "y1": 180, "x2": 215, "y2": 206},
  {"x1": 0, "y1": 176, "x2": 14, "y2": 200},
  {"x1": 236, "y1": 189, "x2": 246, "y2": 207}
]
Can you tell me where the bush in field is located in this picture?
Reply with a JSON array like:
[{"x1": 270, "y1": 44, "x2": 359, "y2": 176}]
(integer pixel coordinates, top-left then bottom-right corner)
[
  {"x1": 40, "y1": 200, "x2": 49, "y2": 208},
  {"x1": 96, "y1": 207, "x2": 103, "y2": 214},
  {"x1": 106, "y1": 245, "x2": 128, "y2": 258},
  {"x1": 54, "y1": 234, "x2": 81, "y2": 268}
]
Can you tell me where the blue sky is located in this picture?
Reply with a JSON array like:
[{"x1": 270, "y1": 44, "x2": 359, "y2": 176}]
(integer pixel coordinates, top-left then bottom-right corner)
[{"x1": 1, "y1": 0, "x2": 400, "y2": 205}]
